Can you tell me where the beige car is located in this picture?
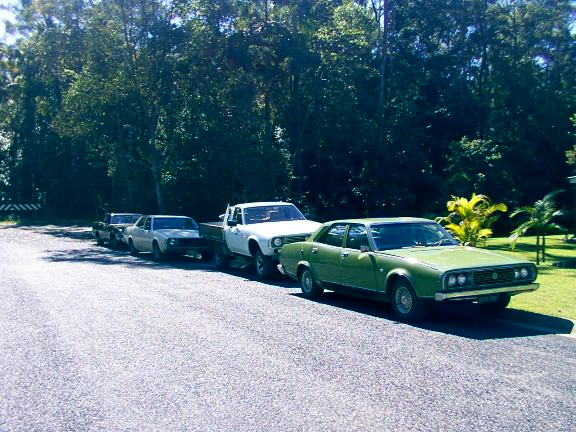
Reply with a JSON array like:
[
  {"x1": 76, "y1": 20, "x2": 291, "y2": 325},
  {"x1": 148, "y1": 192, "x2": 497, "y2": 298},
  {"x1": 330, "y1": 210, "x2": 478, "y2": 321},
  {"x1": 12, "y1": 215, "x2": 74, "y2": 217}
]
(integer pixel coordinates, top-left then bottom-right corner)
[{"x1": 125, "y1": 215, "x2": 209, "y2": 260}]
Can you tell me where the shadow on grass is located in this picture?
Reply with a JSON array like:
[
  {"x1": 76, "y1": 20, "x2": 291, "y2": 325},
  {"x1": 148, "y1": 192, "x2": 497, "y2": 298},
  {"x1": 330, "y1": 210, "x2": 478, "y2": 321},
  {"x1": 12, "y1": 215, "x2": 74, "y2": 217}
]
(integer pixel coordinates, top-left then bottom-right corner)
[
  {"x1": 290, "y1": 291, "x2": 574, "y2": 341},
  {"x1": 488, "y1": 241, "x2": 576, "y2": 266}
]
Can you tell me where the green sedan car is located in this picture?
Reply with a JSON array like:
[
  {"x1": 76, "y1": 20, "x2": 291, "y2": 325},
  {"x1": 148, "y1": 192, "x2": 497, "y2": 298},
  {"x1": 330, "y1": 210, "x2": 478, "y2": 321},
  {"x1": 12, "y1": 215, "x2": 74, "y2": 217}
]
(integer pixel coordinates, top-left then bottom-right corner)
[{"x1": 278, "y1": 218, "x2": 539, "y2": 321}]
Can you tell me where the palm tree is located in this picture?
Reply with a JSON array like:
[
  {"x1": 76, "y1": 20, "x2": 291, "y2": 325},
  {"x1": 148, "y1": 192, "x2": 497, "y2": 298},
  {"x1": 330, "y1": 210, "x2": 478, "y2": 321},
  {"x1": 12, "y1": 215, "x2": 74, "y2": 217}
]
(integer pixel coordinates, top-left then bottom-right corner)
[
  {"x1": 509, "y1": 191, "x2": 565, "y2": 265},
  {"x1": 436, "y1": 193, "x2": 508, "y2": 247}
]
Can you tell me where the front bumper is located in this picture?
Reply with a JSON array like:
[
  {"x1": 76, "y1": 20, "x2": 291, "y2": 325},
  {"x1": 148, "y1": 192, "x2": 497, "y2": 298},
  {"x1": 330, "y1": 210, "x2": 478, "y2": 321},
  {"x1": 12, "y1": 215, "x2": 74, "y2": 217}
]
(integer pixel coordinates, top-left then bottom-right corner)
[{"x1": 435, "y1": 283, "x2": 539, "y2": 302}]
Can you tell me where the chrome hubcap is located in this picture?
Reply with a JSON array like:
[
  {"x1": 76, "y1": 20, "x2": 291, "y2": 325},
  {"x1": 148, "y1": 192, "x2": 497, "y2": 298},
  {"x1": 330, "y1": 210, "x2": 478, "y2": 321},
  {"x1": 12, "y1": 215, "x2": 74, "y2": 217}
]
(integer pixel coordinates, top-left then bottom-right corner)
[
  {"x1": 396, "y1": 286, "x2": 412, "y2": 314},
  {"x1": 302, "y1": 272, "x2": 312, "y2": 292}
]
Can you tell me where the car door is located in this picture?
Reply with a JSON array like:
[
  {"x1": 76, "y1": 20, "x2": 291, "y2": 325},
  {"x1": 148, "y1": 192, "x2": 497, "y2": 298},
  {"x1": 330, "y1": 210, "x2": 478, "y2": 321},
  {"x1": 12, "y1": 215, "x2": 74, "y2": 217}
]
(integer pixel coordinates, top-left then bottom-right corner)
[
  {"x1": 133, "y1": 216, "x2": 151, "y2": 250},
  {"x1": 224, "y1": 207, "x2": 249, "y2": 255},
  {"x1": 309, "y1": 223, "x2": 347, "y2": 285},
  {"x1": 338, "y1": 224, "x2": 379, "y2": 293},
  {"x1": 141, "y1": 217, "x2": 156, "y2": 252}
]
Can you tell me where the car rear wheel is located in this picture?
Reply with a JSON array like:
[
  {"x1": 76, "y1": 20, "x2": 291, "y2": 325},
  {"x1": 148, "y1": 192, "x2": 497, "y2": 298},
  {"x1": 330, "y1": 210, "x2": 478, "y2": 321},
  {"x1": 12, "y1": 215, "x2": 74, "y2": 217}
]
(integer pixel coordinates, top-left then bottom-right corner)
[
  {"x1": 214, "y1": 245, "x2": 231, "y2": 269},
  {"x1": 391, "y1": 280, "x2": 426, "y2": 322},
  {"x1": 299, "y1": 268, "x2": 323, "y2": 299},
  {"x1": 95, "y1": 232, "x2": 104, "y2": 246}
]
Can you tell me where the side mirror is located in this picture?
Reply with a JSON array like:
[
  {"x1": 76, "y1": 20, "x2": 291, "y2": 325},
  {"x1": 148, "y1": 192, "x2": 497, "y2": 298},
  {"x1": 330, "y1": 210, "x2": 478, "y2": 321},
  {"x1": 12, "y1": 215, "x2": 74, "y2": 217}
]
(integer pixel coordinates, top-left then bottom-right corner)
[
  {"x1": 360, "y1": 245, "x2": 370, "y2": 253},
  {"x1": 219, "y1": 214, "x2": 225, "y2": 221},
  {"x1": 227, "y1": 220, "x2": 237, "y2": 227}
]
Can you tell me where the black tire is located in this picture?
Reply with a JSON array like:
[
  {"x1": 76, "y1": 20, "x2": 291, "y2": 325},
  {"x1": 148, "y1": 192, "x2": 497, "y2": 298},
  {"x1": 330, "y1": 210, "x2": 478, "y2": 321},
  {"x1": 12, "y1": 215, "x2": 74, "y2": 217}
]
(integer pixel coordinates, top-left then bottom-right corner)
[
  {"x1": 110, "y1": 233, "x2": 120, "y2": 250},
  {"x1": 95, "y1": 232, "x2": 104, "y2": 246},
  {"x1": 391, "y1": 279, "x2": 426, "y2": 322},
  {"x1": 254, "y1": 249, "x2": 274, "y2": 280},
  {"x1": 152, "y1": 241, "x2": 164, "y2": 261},
  {"x1": 214, "y1": 246, "x2": 231, "y2": 269},
  {"x1": 129, "y1": 239, "x2": 139, "y2": 256},
  {"x1": 299, "y1": 268, "x2": 323, "y2": 299},
  {"x1": 480, "y1": 293, "x2": 511, "y2": 313},
  {"x1": 200, "y1": 250, "x2": 213, "y2": 261}
]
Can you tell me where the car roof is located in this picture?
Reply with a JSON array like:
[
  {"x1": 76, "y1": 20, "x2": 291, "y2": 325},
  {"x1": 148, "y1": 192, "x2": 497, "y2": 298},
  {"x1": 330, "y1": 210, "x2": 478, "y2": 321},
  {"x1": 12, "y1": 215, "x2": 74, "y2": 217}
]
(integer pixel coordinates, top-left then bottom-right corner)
[
  {"x1": 232, "y1": 202, "x2": 295, "y2": 209},
  {"x1": 144, "y1": 215, "x2": 193, "y2": 218},
  {"x1": 324, "y1": 217, "x2": 433, "y2": 225}
]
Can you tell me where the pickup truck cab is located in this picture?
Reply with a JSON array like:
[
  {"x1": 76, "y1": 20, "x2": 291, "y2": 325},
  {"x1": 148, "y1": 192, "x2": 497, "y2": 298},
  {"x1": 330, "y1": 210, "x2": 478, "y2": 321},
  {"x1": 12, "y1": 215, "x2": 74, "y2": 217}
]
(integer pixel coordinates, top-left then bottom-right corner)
[{"x1": 199, "y1": 202, "x2": 321, "y2": 279}]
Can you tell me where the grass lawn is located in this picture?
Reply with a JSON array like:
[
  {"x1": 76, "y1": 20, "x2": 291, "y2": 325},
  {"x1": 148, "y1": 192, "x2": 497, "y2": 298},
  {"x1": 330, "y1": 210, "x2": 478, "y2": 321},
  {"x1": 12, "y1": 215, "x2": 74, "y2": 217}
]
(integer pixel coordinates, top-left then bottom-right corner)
[{"x1": 486, "y1": 235, "x2": 576, "y2": 321}]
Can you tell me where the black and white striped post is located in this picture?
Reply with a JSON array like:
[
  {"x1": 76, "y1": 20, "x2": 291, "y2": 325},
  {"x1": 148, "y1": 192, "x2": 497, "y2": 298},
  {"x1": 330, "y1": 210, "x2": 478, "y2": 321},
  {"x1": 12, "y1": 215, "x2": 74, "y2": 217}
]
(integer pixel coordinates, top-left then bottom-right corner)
[{"x1": 0, "y1": 204, "x2": 42, "y2": 212}]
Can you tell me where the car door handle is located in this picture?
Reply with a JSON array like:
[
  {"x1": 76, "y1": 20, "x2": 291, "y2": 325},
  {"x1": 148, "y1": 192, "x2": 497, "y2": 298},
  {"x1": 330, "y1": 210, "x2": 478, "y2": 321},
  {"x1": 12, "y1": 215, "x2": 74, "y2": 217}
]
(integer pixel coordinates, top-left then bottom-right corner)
[
  {"x1": 341, "y1": 251, "x2": 349, "y2": 258},
  {"x1": 311, "y1": 247, "x2": 318, "y2": 254}
]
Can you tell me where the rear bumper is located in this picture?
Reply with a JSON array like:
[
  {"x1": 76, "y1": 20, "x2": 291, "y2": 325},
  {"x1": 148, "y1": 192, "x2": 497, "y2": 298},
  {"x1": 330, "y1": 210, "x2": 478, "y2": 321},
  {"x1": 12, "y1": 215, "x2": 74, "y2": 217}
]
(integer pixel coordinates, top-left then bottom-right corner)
[{"x1": 435, "y1": 283, "x2": 539, "y2": 302}]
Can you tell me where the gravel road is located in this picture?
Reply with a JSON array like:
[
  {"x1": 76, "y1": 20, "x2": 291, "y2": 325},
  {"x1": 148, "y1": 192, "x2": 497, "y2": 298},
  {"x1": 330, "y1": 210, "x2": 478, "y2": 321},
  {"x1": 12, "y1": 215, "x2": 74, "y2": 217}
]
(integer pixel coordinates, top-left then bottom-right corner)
[{"x1": 0, "y1": 224, "x2": 574, "y2": 432}]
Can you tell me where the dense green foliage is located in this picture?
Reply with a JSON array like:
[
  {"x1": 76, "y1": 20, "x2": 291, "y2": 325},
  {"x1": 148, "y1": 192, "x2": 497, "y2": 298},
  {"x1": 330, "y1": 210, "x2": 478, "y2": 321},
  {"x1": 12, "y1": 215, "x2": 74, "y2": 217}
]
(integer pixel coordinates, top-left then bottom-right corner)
[
  {"x1": 0, "y1": 0, "x2": 575, "y2": 223},
  {"x1": 436, "y1": 193, "x2": 507, "y2": 246}
]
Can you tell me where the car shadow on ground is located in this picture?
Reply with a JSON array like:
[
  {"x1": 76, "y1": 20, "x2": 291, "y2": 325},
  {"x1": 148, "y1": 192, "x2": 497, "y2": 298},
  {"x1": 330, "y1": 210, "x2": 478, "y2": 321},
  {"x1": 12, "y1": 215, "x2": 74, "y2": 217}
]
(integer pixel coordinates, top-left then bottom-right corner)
[
  {"x1": 290, "y1": 291, "x2": 574, "y2": 341},
  {"x1": 43, "y1": 245, "x2": 214, "y2": 270},
  {"x1": 9, "y1": 224, "x2": 94, "y2": 241}
]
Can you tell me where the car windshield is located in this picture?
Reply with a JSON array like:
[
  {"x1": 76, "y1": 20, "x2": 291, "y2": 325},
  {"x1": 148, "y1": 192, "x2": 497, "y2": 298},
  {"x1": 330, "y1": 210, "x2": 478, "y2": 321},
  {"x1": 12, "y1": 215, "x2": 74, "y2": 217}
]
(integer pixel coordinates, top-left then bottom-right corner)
[
  {"x1": 370, "y1": 222, "x2": 459, "y2": 251},
  {"x1": 243, "y1": 205, "x2": 306, "y2": 224},
  {"x1": 153, "y1": 217, "x2": 198, "y2": 230},
  {"x1": 111, "y1": 214, "x2": 140, "y2": 224}
]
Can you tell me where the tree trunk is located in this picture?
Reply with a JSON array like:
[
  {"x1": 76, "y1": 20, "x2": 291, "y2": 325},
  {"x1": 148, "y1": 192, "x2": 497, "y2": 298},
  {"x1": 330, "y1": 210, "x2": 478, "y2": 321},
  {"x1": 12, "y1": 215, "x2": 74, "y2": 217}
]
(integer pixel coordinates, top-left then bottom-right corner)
[{"x1": 536, "y1": 234, "x2": 540, "y2": 265}]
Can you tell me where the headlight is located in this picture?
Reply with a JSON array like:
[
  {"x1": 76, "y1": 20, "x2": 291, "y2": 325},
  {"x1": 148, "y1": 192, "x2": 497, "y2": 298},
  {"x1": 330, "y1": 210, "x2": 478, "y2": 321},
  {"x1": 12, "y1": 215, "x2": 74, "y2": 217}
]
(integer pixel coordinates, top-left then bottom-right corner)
[
  {"x1": 271, "y1": 237, "x2": 284, "y2": 248},
  {"x1": 457, "y1": 274, "x2": 467, "y2": 286},
  {"x1": 448, "y1": 275, "x2": 457, "y2": 287},
  {"x1": 168, "y1": 239, "x2": 177, "y2": 246},
  {"x1": 515, "y1": 267, "x2": 530, "y2": 279}
]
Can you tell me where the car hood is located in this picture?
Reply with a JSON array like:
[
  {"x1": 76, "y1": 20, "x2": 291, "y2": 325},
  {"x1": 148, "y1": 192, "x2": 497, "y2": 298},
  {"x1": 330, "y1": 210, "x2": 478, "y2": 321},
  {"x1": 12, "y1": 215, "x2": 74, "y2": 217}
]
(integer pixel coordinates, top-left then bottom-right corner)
[
  {"x1": 247, "y1": 220, "x2": 322, "y2": 238},
  {"x1": 380, "y1": 246, "x2": 530, "y2": 271},
  {"x1": 155, "y1": 229, "x2": 200, "y2": 238}
]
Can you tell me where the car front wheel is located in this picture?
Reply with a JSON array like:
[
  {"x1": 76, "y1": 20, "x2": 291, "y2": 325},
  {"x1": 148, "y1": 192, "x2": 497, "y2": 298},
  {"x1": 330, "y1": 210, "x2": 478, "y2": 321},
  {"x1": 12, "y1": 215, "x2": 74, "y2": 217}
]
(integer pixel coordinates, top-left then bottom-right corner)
[
  {"x1": 255, "y1": 249, "x2": 274, "y2": 280},
  {"x1": 129, "y1": 239, "x2": 139, "y2": 256},
  {"x1": 110, "y1": 233, "x2": 120, "y2": 250},
  {"x1": 152, "y1": 242, "x2": 164, "y2": 261},
  {"x1": 391, "y1": 280, "x2": 426, "y2": 322},
  {"x1": 299, "y1": 268, "x2": 323, "y2": 299}
]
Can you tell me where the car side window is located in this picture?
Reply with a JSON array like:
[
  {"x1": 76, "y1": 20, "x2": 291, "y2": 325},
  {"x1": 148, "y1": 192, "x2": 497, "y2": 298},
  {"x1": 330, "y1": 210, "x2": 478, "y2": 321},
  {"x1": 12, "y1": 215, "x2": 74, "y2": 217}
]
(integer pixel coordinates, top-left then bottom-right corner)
[
  {"x1": 316, "y1": 224, "x2": 347, "y2": 247},
  {"x1": 346, "y1": 224, "x2": 370, "y2": 251},
  {"x1": 144, "y1": 218, "x2": 152, "y2": 230},
  {"x1": 135, "y1": 216, "x2": 146, "y2": 228},
  {"x1": 104, "y1": 214, "x2": 111, "y2": 224},
  {"x1": 229, "y1": 208, "x2": 242, "y2": 225}
]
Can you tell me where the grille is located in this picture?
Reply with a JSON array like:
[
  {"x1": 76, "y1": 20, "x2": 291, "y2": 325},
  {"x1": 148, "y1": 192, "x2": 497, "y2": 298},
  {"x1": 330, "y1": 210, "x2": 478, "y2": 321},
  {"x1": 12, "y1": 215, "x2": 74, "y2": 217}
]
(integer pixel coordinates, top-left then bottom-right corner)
[
  {"x1": 473, "y1": 268, "x2": 515, "y2": 286},
  {"x1": 285, "y1": 235, "x2": 308, "y2": 244},
  {"x1": 173, "y1": 238, "x2": 208, "y2": 248}
]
